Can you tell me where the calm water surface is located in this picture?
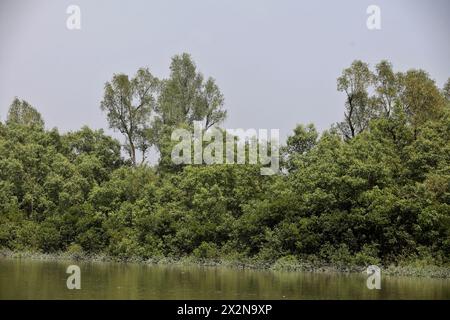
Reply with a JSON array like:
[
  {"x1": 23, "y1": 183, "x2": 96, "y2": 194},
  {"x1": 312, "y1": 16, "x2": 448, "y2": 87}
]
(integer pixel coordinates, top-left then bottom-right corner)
[{"x1": 1, "y1": 258, "x2": 449, "y2": 299}]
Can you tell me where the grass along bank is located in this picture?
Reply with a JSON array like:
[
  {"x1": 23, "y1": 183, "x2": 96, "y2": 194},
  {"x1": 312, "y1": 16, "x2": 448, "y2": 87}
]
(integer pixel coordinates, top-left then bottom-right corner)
[{"x1": 1, "y1": 248, "x2": 449, "y2": 279}]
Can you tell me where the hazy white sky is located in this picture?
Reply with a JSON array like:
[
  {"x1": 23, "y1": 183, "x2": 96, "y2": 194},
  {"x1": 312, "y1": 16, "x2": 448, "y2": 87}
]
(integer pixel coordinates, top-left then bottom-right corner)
[{"x1": 1, "y1": 0, "x2": 449, "y2": 143}]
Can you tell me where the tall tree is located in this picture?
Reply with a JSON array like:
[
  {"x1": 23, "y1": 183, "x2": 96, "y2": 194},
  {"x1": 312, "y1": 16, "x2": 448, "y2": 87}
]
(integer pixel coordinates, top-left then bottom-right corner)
[
  {"x1": 373, "y1": 60, "x2": 399, "y2": 117},
  {"x1": 157, "y1": 53, "x2": 204, "y2": 126},
  {"x1": 157, "y1": 53, "x2": 226, "y2": 128},
  {"x1": 154, "y1": 53, "x2": 227, "y2": 170},
  {"x1": 336, "y1": 60, "x2": 375, "y2": 140},
  {"x1": 100, "y1": 68, "x2": 158, "y2": 166},
  {"x1": 202, "y1": 78, "x2": 227, "y2": 130},
  {"x1": 7, "y1": 98, "x2": 44, "y2": 128},
  {"x1": 397, "y1": 69, "x2": 446, "y2": 129}
]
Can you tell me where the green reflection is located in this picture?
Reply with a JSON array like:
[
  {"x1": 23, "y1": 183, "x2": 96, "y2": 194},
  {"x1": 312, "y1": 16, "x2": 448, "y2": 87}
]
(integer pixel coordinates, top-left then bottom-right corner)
[{"x1": 1, "y1": 259, "x2": 449, "y2": 299}]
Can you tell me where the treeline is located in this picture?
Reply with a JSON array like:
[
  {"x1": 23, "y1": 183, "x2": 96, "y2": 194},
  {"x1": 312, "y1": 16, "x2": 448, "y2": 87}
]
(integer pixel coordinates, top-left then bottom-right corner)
[{"x1": 1, "y1": 55, "x2": 450, "y2": 268}]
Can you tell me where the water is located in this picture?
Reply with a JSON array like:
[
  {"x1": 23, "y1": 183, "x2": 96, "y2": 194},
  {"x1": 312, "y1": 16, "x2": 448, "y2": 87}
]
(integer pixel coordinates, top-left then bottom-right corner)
[{"x1": 1, "y1": 258, "x2": 449, "y2": 299}]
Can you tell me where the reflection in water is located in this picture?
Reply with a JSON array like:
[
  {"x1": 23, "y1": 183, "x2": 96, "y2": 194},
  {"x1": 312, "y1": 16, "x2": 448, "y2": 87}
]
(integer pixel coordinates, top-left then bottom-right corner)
[{"x1": 0, "y1": 259, "x2": 449, "y2": 299}]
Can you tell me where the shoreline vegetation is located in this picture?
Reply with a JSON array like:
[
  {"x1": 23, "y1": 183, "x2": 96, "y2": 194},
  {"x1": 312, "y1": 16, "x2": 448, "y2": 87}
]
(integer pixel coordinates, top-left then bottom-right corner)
[
  {"x1": 2, "y1": 249, "x2": 450, "y2": 279},
  {"x1": 1, "y1": 55, "x2": 450, "y2": 282}
]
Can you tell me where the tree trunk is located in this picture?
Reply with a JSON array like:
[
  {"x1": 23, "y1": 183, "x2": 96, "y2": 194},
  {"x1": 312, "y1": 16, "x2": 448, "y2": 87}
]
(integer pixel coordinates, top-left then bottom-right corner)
[{"x1": 128, "y1": 136, "x2": 136, "y2": 166}]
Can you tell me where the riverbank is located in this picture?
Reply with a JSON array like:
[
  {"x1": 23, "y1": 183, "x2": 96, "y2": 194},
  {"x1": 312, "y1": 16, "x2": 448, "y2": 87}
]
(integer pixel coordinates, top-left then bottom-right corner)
[{"x1": 1, "y1": 249, "x2": 449, "y2": 279}]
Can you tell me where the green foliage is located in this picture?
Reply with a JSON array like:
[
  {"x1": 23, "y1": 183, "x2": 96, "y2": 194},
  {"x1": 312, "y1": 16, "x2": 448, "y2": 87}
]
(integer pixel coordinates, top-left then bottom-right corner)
[
  {"x1": 193, "y1": 242, "x2": 220, "y2": 260},
  {"x1": 1, "y1": 59, "x2": 449, "y2": 268},
  {"x1": 283, "y1": 123, "x2": 318, "y2": 171},
  {"x1": 443, "y1": 78, "x2": 450, "y2": 101},
  {"x1": 100, "y1": 68, "x2": 158, "y2": 166},
  {"x1": 336, "y1": 60, "x2": 374, "y2": 139},
  {"x1": 99, "y1": 53, "x2": 227, "y2": 171},
  {"x1": 336, "y1": 60, "x2": 447, "y2": 140},
  {"x1": 7, "y1": 98, "x2": 44, "y2": 128}
]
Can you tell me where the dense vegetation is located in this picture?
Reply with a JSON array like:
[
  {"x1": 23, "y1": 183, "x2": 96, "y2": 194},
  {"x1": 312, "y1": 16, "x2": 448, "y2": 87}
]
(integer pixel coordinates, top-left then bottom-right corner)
[{"x1": 1, "y1": 55, "x2": 450, "y2": 269}]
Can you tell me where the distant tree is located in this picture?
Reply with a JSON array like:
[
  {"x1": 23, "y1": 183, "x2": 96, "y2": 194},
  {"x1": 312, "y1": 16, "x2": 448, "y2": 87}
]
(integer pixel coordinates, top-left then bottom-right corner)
[
  {"x1": 7, "y1": 97, "x2": 44, "y2": 128},
  {"x1": 157, "y1": 53, "x2": 204, "y2": 126},
  {"x1": 373, "y1": 60, "x2": 399, "y2": 117},
  {"x1": 286, "y1": 124, "x2": 318, "y2": 155},
  {"x1": 283, "y1": 123, "x2": 318, "y2": 172},
  {"x1": 337, "y1": 61, "x2": 446, "y2": 140},
  {"x1": 156, "y1": 53, "x2": 226, "y2": 128},
  {"x1": 202, "y1": 78, "x2": 226, "y2": 130},
  {"x1": 100, "y1": 68, "x2": 159, "y2": 166},
  {"x1": 336, "y1": 60, "x2": 375, "y2": 140},
  {"x1": 397, "y1": 69, "x2": 446, "y2": 129},
  {"x1": 154, "y1": 53, "x2": 227, "y2": 170},
  {"x1": 63, "y1": 126, "x2": 123, "y2": 173},
  {"x1": 443, "y1": 78, "x2": 450, "y2": 101}
]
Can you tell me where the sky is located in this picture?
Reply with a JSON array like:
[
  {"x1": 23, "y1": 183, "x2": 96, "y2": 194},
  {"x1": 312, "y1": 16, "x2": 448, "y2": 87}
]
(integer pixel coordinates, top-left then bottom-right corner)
[{"x1": 0, "y1": 0, "x2": 449, "y2": 148}]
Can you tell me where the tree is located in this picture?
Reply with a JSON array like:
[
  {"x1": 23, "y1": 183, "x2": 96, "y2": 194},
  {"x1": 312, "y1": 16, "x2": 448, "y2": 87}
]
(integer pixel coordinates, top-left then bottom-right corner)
[
  {"x1": 283, "y1": 124, "x2": 318, "y2": 172},
  {"x1": 373, "y1": 60, "x2": 399, "y2": 117},
  {"x1": 286, "y1": 123, "x2": 318, "y2": 155},
  {"x1": 154, "y1": 53, "x2": 227, "y2": 170},
  {"x1": 156, "y1": 54, "x2": 226, "y2": 129},
  {"x1": 62, "y1": 126, "x2": 123, "y2": 173},
  {"x1": 7, "y1": 98, "x2": 44, "y2": 128},
  {"x1": 443, "y1": 78, "x2": 450, "y2": 101},
  {"x1": 157, "y1": 53, "x2": 204, "y2": 126},
  {"x1": 202, "y1": 78, "x2": 227, "y2": 130},
  {"x1": 100, "y1": 68, "x2": 158, "y2": 166},
  {"x1": 397, "y1": 69, "x2": 446, "y2": 129},
  {"x1": 336, "y1": 61, "x2": 375, "y2": 140}
]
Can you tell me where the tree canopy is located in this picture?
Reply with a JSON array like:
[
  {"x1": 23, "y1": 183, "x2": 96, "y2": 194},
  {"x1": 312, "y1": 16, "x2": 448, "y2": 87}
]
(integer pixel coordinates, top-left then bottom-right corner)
[
  {"x1": 1, "y1": 57, "x2": 449, "y2": 269},
  {"x1": 7, "y1": 98, "x2": 44, "y2": 128}
]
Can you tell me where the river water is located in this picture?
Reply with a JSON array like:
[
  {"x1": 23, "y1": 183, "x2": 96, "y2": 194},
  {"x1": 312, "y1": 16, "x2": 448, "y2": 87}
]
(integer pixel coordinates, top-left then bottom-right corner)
[{"x1": 1, "y1": 258, "x2": 449, "y2": 299}]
